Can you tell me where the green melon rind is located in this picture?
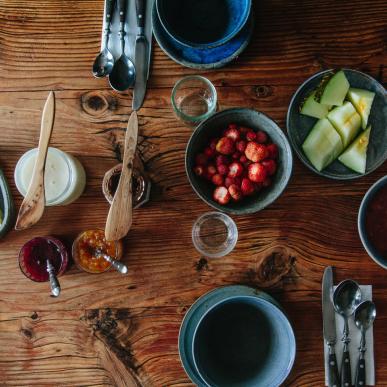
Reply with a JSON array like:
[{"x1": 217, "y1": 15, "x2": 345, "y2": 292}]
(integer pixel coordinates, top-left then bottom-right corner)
[
  {"x1": 319, "y1": 70, "x2": 350, "y2": 106},
  {"x1": 347, "y1": 88, "x2": 375, "y2": 130}
]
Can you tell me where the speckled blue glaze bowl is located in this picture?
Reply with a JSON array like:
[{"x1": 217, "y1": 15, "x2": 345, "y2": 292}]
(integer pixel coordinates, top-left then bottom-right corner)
[
  {"x1": 156, "y1": 0, "x2": 251, "y2": 49},
  {"x1": 358, "y1": 175, "x2": 387, "y2": 269},
  {"x1": 178, "y1": 286, "x2": 296, "y2": 387}
]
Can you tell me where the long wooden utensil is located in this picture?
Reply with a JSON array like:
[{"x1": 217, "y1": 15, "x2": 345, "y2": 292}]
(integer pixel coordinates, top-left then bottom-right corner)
[
  {"x1": 105, "y1": 111, "x2": 138, "y2": 241},
  {"x1": 15, "y1": 91, "x2": 55, "y2": 230}
]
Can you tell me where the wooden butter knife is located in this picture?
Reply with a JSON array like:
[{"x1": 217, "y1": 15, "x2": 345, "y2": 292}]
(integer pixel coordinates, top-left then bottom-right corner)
[
  {"x1": 15, "y1": 91, "x2": 55, "y2": 230},
  {"x1": 105, "y1": 111, "x2": 138, "y2": 241}
]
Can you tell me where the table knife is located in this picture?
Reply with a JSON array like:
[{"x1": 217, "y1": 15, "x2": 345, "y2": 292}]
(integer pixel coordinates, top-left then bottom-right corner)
[
  {"x1": 322, "y1": 266, "x2": 340, "y2": 387},
  {"x1": 132, "y1": 0, "x2": 149, "y2": 111}
]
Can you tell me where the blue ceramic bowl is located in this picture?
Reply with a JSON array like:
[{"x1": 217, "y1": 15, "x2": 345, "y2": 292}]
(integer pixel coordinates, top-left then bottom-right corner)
[
  {"x1": 156, "y1": 0, "x2": 251, "y2": 49},
  {"x1": 358, "y1": 175, "x2": 387, "y2": 269},
  {"x1": 178, "y1": 286, "x2": 296, "y2": 387},
  {"x1": 185, "y1": 108, "x2": 293, "y2": 215}
]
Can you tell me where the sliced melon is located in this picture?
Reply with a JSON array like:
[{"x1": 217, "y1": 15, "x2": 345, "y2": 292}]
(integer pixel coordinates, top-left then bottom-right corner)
[
  {"x1": 327, "y1": 101, "x2": 361, "y2": 148},
  {"x1": 319, "y1": 70, "x2": 350, "y2": 106},
  {"x1": 300, "y1": 91, "x2": 331, "y2": 119},
  {"x1": 338, "y1": 126, "x2": 371, "y2": 174},
  {"x1": 347, "y1": 88, "x2": 375, "y2": 129},
  {"x1": 302, "y1": 118, "x2": 344, "y2": 171}
]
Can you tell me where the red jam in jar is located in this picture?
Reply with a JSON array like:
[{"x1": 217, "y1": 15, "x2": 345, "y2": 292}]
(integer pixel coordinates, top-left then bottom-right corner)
[{"x1": 18, "y1": 237, "x2": 69, "y2": 282}]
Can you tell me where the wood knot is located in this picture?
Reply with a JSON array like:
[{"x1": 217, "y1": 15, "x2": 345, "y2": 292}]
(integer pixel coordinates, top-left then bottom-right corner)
[
  {"x1": 30, "y1": 312, "x2": 38, "y2": 320},
  {"x1": 20, "y1": 328, "x2": 33, "y2": 340},
  {"x1": 195, "y1": 257, "x2": 209, "y2": 272},
  {"x1": 254, "y1": 85, "x2": 273, "y2": 98},
  {"x1": 81, "y1": 91, "x2": 117, "y2": 117}
]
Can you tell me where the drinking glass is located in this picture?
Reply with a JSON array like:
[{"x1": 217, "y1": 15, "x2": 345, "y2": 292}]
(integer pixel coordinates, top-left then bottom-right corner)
[
  {"x1": 171, "y1": 76, "x2": 217, "y2": 127},
  {"x1": 192, "y1": 212, "x2": 238, "y2": 258}
]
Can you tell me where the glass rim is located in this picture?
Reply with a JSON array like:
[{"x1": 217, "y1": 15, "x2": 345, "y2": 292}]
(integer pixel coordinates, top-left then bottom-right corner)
[{"x1": 171, "y1": 75, "x2": 217, "y2": 123}]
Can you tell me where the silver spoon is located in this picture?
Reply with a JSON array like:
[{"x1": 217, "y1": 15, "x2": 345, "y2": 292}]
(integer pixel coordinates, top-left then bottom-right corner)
[
  {"x1": 354, "y1": 300, "x2": 376, "y2": 387},
  {"x1": 333, "y1": 280, "x2": 362, "y2": 387},
  {"x1": 94, "y1": 248, "x2": 128, "y2": 275},
  {"x1": 92, "y1": 0, "x2": 115, "y2": 78},
  {"x1": 46, "y1": 260, "x2": 60, "y2": 297},
  {"x1": 109, "y1": 0, "x2": 136, "y2": 91}
]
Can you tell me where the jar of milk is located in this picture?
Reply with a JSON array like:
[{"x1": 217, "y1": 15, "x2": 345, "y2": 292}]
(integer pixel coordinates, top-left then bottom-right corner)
[{"x1": 14, "y1": 147, "x2": 86, "y2": 206}]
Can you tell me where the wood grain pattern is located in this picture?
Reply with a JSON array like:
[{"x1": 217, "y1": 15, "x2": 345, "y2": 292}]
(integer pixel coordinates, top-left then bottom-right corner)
[{"x1": 0, "y1": 0, "x2": 386, "y2": 385}]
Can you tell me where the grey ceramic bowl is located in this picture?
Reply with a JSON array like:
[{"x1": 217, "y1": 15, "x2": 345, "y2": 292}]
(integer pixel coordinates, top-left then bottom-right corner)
[
  {"x1": 358, "y1": 175, "x2": 387, "y2": 269},
  {"x1": 178, "y1": 286, "x2": 296, "y2": 387},
  {"x1": 287, "y1": 69, "x2": 387, "y2": 180},
  {"x1": 185, "y1": 108, "x2": 293, "y2": 215},
  {"x1": 0, "y1": 169, "x2": 14, "y2": 239}
]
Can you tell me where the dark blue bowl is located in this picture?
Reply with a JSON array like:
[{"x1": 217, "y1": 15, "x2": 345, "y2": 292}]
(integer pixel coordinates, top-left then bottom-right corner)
[
  {"x1": 156, "y1": 0, "x2": 251, "y2": 49},
  {"x1": 358, "y1": 175, "x2": 387, "y2": 269}
]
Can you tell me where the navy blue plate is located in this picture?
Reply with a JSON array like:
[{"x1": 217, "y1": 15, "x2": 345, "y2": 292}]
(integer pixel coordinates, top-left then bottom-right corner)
[
  {"x1": 152, "y1": 2, "x2": 254, "y2": 70},
  {"x1": 287, "y1": 69, "x2": 387, "y2": 180}
]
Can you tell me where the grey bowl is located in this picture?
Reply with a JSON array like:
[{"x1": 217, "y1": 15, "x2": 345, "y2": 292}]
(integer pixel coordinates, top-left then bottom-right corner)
[
  {"x1": 0, "y1": 169, "x2": 14, "y2": 239},
  {"x1": 287, "y1": 69, "x2": 387, "y2": 180},
  {"x1": 358, "y1": 175, "x2": 387, "y2": 269},
  {"x1": 185, "y1": 108, "x2": 293, "y2": 215}
]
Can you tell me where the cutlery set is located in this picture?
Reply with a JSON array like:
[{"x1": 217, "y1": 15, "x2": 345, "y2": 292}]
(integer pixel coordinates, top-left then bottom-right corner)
[{"x1": 322, "y1": 267, "x2": 376, "y2": 387}]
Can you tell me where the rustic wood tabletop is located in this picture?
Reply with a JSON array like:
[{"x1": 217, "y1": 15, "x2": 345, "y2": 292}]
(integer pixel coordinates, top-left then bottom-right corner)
[{"x1": 0, "y1": 0, "x2": 386, "y2": 386}]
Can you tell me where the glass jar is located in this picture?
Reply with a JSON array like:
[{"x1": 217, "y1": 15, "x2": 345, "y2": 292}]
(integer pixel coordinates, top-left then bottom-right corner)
[{"x1": 14, "y1": 147, "x2": 86, "y2": 206}]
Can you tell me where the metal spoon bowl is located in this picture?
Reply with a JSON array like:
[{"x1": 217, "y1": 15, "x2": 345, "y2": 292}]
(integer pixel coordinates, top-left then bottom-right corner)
[
  {"x1": 333, "y1": 279, "x2": 362, "y2": 316},
  {"x1": 93, "y1": 48, "x2": 114, "y2": 78},
  {"x1": 355, "y1": 300, "x2": 376, "y2": 331},
  {"x1": 109, "y1": 54, "x2": 136, "y2": 91}
]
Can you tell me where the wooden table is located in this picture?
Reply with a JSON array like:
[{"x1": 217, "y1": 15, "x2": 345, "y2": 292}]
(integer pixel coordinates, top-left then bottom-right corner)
[{"x1": 0, "y1": 0, "x2": 386, "y2": 385}]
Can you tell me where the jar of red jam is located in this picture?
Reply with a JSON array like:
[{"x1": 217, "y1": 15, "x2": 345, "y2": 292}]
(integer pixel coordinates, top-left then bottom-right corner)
[
  {"x1": 18, "y1": 236, "x2": 69, "y2": 282},
  {"x1": 72, "y1": 229, "x2": 123, "y2": 274}
]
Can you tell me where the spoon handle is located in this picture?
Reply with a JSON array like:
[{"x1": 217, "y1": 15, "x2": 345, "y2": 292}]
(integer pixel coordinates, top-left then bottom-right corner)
[
  {"x1": 341, "y1": 345, "x2": 352, "y2": 387},
  {"x1": 135, "y1": 0, "x2": 145, "y2": 28},
  {"x1": 46, "y1": 260, "x2": 61, "y2": 297}
]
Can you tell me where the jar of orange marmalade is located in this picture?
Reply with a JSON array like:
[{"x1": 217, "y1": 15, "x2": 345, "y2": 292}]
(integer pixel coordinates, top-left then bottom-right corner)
[{"x1": 72, "y1": 229, "x2": 123, "y2": 274}]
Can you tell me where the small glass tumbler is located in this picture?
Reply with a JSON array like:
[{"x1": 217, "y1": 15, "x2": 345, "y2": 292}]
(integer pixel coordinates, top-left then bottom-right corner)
[
  {"x1": 171, "y1": 75, "x2": 217, "y2": 127},
  {"x1": 192, "y1": 212, "x2": 238, "y2": 258}
]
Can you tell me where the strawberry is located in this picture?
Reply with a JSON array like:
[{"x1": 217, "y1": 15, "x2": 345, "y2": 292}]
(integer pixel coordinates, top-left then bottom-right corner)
[
  {"x1": 256, "y1": 130, "x2": 268, "y2": 144},
  {"x1": 224, "y1": 176, "x2": 235, "y2": 188},
  {"x1": 217, "y1": 164, "x2": 229, "y2": 176},
  {"x1": 266, "y1": 143, "x2": 279, "y2": 159},
  {"x1": 245, "y1": 142, "x2": 268, "y2": 162},
  {"x1": 236, "y1": 140, "x2": 247, "y2": 153},
  {"x1": 248, "y1": 163, "x2": 267, "y2": 183},
  {"x1": 228, "y1": 184, "x2": 243, "y2": 201},
  {"x1": 228, "y1": 162, "x2": 243, "y2": 178},
  {"x1": 227, "y1": 123, "x2": 238, "y2": 131},
  {"x1": 210, "y1": 138, "x2": 219, "y2": 150},
  {"x1": 216, "y1": 137, "x2": 235, "y2": 155},
  {"x1": 224, "y1": 127, "x2": 241, "y2": 142},
  {"x1": 241, "y1": 178, "x2": 255, "y2": 196},
  {"x1": 233, "y1": 176, "x2": 242, "y2": 187},
  {"x1": 246, "y1": 131, "x2": 257, "y2": 142},
  {"x1": 215, "y1": 154, "x2": 230, "y2": 166},
  {"x1": 204, "y1": 146, "x2": 216, "y2": 158},
  {"x1": 232, "y1": 151, "x2": 241, "y2": 159},
  {"x1": 212, "y1": 174, "x2": 224, "y2": 186},
  {"x1": 262, "y1": 177, "x2": 272, "y2": 187},
  {"x1": 239, "y1": 126, "x2": 251, "y2": 137},
  {"x1": 193, "y1": 165, "x2": 205, "y2": 177},
  {"x1": 207, "y1": 164, "x2": 217, "y2": 177},
  {"x1": 213, "y1": 186, "x2": 231, "y2": 205},
  {"x1": 195, "y1": 153, "x2": 208, "y2": 166},
  {"x1": 239, "y1": 154, "x2": 248, "y2": 163},
  {"x1": 262, "y1": 159, "x2": 277, "y2": 176}
]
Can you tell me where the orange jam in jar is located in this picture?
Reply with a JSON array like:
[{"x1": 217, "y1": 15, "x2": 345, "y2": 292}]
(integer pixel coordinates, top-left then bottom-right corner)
[{"x1": 72, "y1": 229, "x2": 123, "y2": 273}]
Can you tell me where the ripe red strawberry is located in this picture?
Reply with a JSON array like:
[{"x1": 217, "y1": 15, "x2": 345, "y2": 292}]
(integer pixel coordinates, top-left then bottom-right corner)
[
  {"x1": 215, "y1": 154, "x2": 230, "y2": 166},
  {"x1": 204, "y1": 146, "x2": 216, "y2": 158},
  {"x1": 212, "y1": 174, "x2": 224, "y2": 186},
  {"x1": 262, "y1": 159, "x2": 277, "y2": 176},
  {"x1": 195, "y1": 153, "x2": 208, "y2": 166},
  {"x1": 256, "y1": 130, "x2": 268, "y2": 144},
  {"x1": 217, "y1": 164, "x2": 229, "y2": 176},
  {"x1": 266, "y1": 143, "x2": 279, "y2": 159},
  {"x1": 207, "y1": 164, "x2": 217, "y2": 177},
  {"x1": 227, "y1": 123, "x2": 238, "y2": 131},
  {"x1": 213, "y1": 186, "x2": 231, "y2": 205},
  {"x1": 193, "y1": 165, "x2": 205, "y2": 177},
  {"x1": 241, "y1": 178, "x2": 255, "y2": 196},
  {"x1": 239, "y1": 126, "x2": 251, "y2": 137},
  {"x1": 224, "y1": 176, "x2": 235, "y2": 188},
  {"x1": 262, "y1": 177, "x2": 272, "y2": 187},
  {"x1": 210, "y1": 138, "x2": 219, "y2": 150},
  {"x1": 216, "y1": 137, "x2": 235, "y2": 155},
  {"x1": 245, "y1": 142, "x2": 268, "y2": 162},
  {"x1": 248, "y1": 163, "x2": 267, "y2": 183},
  {"x1": 228, "y1": 162, "x2": 243, "y2": 178},
  {"x1": 224, "y1": 127, "x2": 241, "y2": 142},
  {"x1": 228, "y1": 184, "x2": 243, "y2": 201},
  {"x1": 232, "y1": 151, "x2": 241, "y2": 159},
  {"x1": 233, "y1": 176, "x2": 242, "y2": 187},
  {"x1": 246, "y1": 131, "x2": 257, "y2": 142},
  {"x1": 239, "y1": 154, "x2": 248, "y2": 163},
  {"x1": 236, "y1": 140, "x2": 247, "y2": 153}
]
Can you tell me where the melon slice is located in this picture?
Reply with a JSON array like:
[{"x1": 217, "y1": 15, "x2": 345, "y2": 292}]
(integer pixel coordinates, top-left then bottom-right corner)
[
  {"x1": 300, "y1": 92, "x2": 331, "y2": 119},
  {"x1": 338, "y1": 126, "x2": 371, "y2": 174},
  {"x1": 302, "y1": 118, "x2": 344, "y2": 171},
  {"x1": 347, "y1": 88, "x2": 375, "y2": 129},
  {"x1": 319, "y1": 70, "x2": 350, "y2": 106},
  {"x1": 327, "y1": 101, "x2": 361, "y2": 148}
]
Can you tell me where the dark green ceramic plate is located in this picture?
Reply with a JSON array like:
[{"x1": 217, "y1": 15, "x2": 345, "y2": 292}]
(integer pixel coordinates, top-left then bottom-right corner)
[
  {"x1": 0, "y1": 169, "x2": 14, "y2": 238},
  {"x1": 287, "y1": 69, "x2": 387, "y2": 180}
]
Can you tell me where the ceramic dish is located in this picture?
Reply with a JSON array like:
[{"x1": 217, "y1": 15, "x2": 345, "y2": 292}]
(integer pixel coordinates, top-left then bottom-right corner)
[
  {"x1": 287, "y1": 69, "x2": 387, "y2": 180},
  {"x1": 0, "y1": 168, "x2": 14, "y2": 238},
  {"x1": 185, "y1": 108, "x2": 293, "y2": 215},
  {"x1": 178, "y1": 285, "x2": 296, "y2": 387},
  {"x1": 152, "y1": 3, "x2": 254, "y2": 70}
]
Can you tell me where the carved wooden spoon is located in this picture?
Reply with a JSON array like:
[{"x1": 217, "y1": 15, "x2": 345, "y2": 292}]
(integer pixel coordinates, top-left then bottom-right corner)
[
  {"x1": 15, "y1": 91, "x2": 55, "y2": 230},
  {"x1": 105, "y1": 111, "x2": 138, "y2": 241}
]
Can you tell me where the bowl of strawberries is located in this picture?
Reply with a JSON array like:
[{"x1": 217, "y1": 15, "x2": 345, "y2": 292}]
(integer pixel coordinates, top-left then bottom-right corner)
[{"x1": 186, "y1": 108, "x2": 293, "y2": 214}]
